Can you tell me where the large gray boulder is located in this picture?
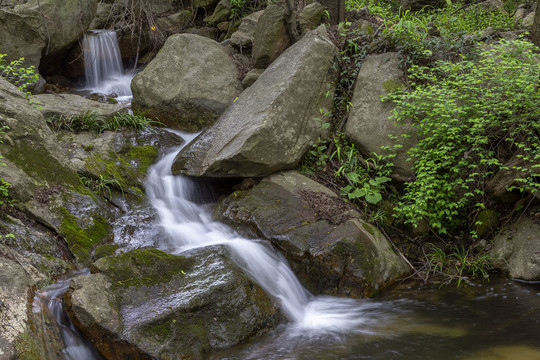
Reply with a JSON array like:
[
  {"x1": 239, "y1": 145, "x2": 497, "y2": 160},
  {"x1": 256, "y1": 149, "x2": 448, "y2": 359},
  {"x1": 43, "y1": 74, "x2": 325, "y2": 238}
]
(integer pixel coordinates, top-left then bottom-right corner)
[
  {"x1": 298, "y1": 2, "x2": 325, "y2": 35},
  {"x1": 215, "y1": 171, "x2": 410, "y2": 297},
  {"x1": 172, "y1": 26, "x2": 337, "y2": 177},
  {"x1": 157, "y1": 10, "x2": 192, "y2": 33},
  {"x1": 252, "y1": 4, "x2": 290, "y2": 68},
  {"x1": 491, "y1": 215, "x2": 540, "y2": 280},
  {"x1": 131, "y1": 33, "x2": 242, "y2": 131},
  {"x1": 65, "y1": 248, "x2": 282, "y2": 359},
  {"x1": 0, "y1": 5, "x2": 44, "y2": 67},
  {"x1": 0, "y1": 0, "x2": 97, "y2": 68},
  {"x1": 345, "y1": 52, "x2": 417, "y2": 181}
]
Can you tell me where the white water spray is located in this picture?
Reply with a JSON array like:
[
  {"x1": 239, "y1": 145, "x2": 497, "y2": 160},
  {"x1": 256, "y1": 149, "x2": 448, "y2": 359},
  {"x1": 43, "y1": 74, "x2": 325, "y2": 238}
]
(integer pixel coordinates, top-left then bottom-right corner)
[
  {"x1": 82, "y1": 30, "x2": 133, "y2": 100},
  {"x1": 146, "y1": 133, "x2": 381, "y2": 332}
]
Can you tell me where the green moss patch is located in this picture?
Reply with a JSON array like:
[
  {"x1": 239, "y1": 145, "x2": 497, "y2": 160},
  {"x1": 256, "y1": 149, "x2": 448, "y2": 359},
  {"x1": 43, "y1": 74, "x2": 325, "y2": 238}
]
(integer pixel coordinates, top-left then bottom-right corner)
[
  {"x1": 84, "y1": 145, "x2": 158, "y2": 197},
  {"x1": 93, "y1": 248, "x2": 194, "y2": 288},
  {"x1": 5, "y1": 142, "x2": 80, "y2": 188},
  {"x1": 140, "y1": 318, "x2": 210, "y2": 357},
  {"x1": 59, "y1": 209, "x2": 111, "y2": 264}
]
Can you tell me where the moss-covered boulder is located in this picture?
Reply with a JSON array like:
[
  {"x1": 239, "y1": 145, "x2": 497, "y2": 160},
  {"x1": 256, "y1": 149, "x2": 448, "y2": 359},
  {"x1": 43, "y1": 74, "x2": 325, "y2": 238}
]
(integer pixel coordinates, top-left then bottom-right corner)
[
  {"x1": 65, "y1": 247, "x2": 283, "y2": 359},
  {"x1": 0, "y1": 78, "x2": 79, "y2": 200},
  {"x1": 252, "y1": 4, "x2": 291, "y2": 69},
  {"x1": 214, "y1": 171, "x2": 409, "y2": 297},
  {"x1": 204, "y1": 0, "x2": 232, "y2": 26},
  {"x1": 131, "y1": 33, "x2": 242, "y2": 131},
  {"x1": 230, "y1": 10, "x2": 263, "y2": 49}
]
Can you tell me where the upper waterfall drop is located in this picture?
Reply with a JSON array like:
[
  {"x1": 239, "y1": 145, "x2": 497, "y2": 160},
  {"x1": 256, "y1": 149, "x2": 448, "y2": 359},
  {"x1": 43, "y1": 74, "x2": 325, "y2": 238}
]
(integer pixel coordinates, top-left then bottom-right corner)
[{"x1": 82, "y1": 30, "x2": 134, "y2": 100}]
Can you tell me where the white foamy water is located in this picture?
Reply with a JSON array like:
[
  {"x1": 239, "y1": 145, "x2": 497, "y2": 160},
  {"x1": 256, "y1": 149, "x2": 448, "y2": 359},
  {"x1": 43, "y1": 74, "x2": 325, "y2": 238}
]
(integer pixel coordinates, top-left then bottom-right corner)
[
  {"x1": 145, "y1": 132, "x2": 381, "y2": 332},
  {"x1": 82, "y1": 30, "x2": 133, "y2": 98}
]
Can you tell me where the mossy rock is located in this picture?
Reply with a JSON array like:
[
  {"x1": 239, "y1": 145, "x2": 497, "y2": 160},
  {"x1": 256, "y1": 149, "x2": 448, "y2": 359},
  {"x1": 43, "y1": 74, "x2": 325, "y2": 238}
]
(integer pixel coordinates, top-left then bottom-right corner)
[
  {"x1": 59, "y1": 208, "x2": 112, "y2": 265},
  {"x1": 473, "y1": 209, "x2": 499, "y2": 238},
  {"x1": 93, "y1": 243, "x2": 120, "y2": 260},
  {"x1": 92, "y1": 248, "x2": 194, "y2": 288},
  {"x1": 214, "y1": 171, "x2": 409, "y2": 297},
  {"x1": 83, "y1": 144, "x2": 158, "y2": 199},
  {"x1": 66, "y1": 247, "x2": 283, "y2": 359}
]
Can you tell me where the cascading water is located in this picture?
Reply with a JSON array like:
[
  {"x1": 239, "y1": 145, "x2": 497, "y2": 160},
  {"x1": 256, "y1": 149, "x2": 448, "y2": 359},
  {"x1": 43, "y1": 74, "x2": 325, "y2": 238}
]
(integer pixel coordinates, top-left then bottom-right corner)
[
  {"x1": 146, "y1": 133, "x2": 381, "y2": 332},
  {"x1": 32, "y1": 272, "x2": 103, "y2": 360},
  {"x1": 82, "y1": 30, "x2": 133, "y2": 100}
]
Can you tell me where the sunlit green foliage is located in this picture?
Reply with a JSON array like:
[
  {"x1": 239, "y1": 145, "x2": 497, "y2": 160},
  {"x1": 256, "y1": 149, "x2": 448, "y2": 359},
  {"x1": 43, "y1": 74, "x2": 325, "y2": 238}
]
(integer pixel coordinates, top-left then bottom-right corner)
[
  {"x1": 0, "y1": 54, "x2": 38, "y2": 94},
  {"x1": 385, "y1": 39, "x2": 540, "y2": 235}
]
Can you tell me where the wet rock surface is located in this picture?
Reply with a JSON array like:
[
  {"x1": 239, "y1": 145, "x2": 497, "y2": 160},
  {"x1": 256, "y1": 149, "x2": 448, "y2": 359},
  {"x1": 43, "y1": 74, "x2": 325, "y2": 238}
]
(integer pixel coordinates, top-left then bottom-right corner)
[
  {"x1": 214, "y1": 171, "x2": 409, "y2": 297},
  {"x1": 65, "y1": 247, "x2": 283, "y2": 359}
]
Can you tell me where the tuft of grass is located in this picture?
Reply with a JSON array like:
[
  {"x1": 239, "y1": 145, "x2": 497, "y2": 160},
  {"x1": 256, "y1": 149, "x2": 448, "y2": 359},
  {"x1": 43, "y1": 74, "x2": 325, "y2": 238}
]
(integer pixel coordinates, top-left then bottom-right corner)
[
  {"x1": 79, "y1": 174, "x2": 125, "y2": 199},
  {"x1": 47, "y1": 111, "x2": 161, "y2": 136}
]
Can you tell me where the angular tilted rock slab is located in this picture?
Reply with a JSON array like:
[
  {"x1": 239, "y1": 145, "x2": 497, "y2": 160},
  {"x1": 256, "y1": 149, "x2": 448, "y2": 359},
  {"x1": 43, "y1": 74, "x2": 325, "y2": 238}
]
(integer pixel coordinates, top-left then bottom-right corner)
[
  {"x1": 214, "y1": 171, "x2": 410, "y2": 297},
  {"x1": 65, "y1": 248, "x2": 282, "y2": 359},
  {"x1": 131, "y1": 33, "x2": 242, "y2": 131},
  {"x1": 172, "y1": 26, "x2": 337, "y2": 177},
  {"x1": 344, "y1": 52, "x2": 417, "y2": 181}
]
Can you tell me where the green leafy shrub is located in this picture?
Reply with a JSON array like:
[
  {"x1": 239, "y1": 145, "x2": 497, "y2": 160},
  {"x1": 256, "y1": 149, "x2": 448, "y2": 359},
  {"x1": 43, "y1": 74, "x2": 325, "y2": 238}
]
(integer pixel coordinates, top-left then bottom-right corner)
[
  {"x1": 385, "y1": 39, "x2": 540, "y2": 235},
  {"x1": 0, "y1": 54, "x2": 38, "y2": 94},
  {"x1": 432, "y1": 2, "x2": 516, "y2": 35}
]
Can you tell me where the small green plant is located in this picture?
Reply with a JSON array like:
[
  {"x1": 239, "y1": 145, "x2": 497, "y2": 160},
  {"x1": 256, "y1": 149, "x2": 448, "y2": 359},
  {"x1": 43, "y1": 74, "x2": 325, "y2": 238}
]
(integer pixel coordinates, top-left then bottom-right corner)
[
  {"x1": 47, "y1": 111, "x2": 160, "y2": 135},
  {"x1": 0, "y1": 54, "x2": 39, "y2": 94},
  {"x1": 80, "y1": 174, "x2": 125, "y2": 199},
  {"x1": 427, "y1": 244, "x2": 494, "y2": 286},
  {"x1": 385, "y1": 39, "x2": 540, "y2": 236},
  {"x1": 230, "y1": 0, "x2": 265, "y2": 21},
  {"x1": 0, "y1": 124, "x2": 12, "y2": 207},
  {"x1": 300, "y1": 138, "x2": 329, "y2": 174}
]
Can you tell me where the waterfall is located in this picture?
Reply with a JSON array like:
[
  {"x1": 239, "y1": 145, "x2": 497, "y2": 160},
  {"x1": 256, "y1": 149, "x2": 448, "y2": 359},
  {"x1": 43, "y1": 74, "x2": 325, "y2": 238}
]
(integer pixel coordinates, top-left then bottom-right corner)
[
  {"x1": 82, "y1": 30, "x2": 133, "y2": 99},
  {"x1": 146, "y1": 132, "x2": 377, "y2": 333}
]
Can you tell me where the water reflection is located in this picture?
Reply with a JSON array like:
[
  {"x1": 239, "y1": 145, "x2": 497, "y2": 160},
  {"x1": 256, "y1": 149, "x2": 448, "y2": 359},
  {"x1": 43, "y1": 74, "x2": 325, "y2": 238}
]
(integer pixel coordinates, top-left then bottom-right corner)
[{"x1": 209, "y1": 278, "x2": 540, "y2": 360}]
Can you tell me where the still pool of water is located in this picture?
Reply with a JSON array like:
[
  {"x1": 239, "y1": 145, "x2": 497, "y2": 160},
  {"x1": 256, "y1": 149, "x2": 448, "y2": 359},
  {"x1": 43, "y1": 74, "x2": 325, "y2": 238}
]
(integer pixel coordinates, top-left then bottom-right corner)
[{"x1": 208, "y1": 278, "x2": 540, "y2": 360}]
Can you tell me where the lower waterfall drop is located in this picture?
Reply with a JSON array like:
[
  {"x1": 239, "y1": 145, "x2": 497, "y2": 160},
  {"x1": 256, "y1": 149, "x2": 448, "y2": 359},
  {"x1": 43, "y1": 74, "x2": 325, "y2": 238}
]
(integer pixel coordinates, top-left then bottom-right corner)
[{"x1": 145, "y1": 133, "x2": 382, "y2": 333}]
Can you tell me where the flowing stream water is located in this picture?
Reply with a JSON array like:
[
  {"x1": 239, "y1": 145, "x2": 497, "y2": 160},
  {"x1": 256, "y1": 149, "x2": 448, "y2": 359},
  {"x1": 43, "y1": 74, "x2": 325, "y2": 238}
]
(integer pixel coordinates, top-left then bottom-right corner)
[{"x1": 146, "y1": 135, "x2": 379, "y2": 328}]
